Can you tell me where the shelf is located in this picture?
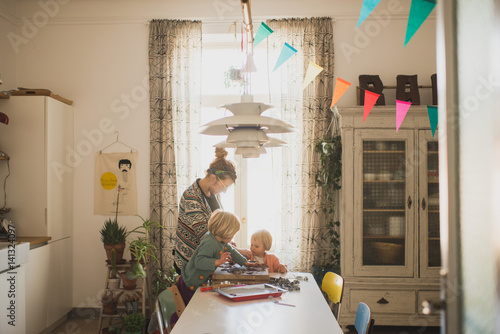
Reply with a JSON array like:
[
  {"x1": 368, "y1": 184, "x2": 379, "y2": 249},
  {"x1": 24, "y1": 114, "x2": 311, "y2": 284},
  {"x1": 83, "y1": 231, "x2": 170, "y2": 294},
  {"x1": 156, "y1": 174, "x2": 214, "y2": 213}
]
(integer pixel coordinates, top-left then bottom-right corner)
[
  {"x1": 364, "y1": 209, "x2": 405, "y2": 213},
  {"x1": 364, "y1": 150, "x2": 405, "y2": 154},
  {"x1": 363, "y1": 235, "x2": 405, "y2": 240},
  {"x1": 363, "y1": 180, "x2": 405, "y2": 183},
  {"x1": 0, "y1": 93, "x2": 9, "y2": 99},
  {"x1": 0, "y1": 156, "x2": 9, "y2": 160}
]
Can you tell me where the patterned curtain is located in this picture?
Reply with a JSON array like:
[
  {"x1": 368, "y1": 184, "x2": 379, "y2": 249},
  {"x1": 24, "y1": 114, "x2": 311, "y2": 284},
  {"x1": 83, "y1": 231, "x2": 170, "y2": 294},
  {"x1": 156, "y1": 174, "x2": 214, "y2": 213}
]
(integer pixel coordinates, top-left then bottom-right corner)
[
  {"x1": 148, "y1": 20, "x2": 202, "y2": 275},
  {"x1": 266, "y1": 17, "x2": 334, "y2": 272}
]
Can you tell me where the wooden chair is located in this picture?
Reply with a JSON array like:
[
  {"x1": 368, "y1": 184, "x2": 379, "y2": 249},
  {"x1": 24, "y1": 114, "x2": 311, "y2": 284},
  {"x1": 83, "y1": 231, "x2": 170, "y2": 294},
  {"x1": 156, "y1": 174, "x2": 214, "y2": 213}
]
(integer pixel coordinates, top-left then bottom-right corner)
[
  {"x1": 354, "y1": 302, "x2": 374, "y2": 334},
  {"x1": 321, "y1": 271, "x2": 344, "y2": 320},
  {"x1": 156, "y1": 285, "x2": 186, "y2": 333}
]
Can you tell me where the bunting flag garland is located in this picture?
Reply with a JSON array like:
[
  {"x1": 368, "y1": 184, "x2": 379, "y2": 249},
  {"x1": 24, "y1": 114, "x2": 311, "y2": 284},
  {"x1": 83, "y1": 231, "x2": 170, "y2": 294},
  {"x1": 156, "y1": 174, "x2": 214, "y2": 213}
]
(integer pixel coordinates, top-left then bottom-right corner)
[
  {"x1": 404, "y1": 0, "x2": 437, "y2": 46},
  {"x1": 427, "y1": 105, "x2": 438, "y2": 137},
  {"x1": 363, "y1": 90, "x2": 380, "y2": 122},
  {"x1": 357, "y1": 0, "x2": 382, "y2": 28},
  {"x1": 396, "y1": 100, "x2": 412, "y2": 132},
  {"x1": 273, "y1": 43, "x2": 298, "y2": 71},
  {"x1": 302, "y1": 61, "x2": 324, "y2": 90},
  {"x1": 330, "y1": 77, "x2": 352, "y2": 108},
  {"x1": 254, "y1": 22, "x2": 274, "y2": 46}
]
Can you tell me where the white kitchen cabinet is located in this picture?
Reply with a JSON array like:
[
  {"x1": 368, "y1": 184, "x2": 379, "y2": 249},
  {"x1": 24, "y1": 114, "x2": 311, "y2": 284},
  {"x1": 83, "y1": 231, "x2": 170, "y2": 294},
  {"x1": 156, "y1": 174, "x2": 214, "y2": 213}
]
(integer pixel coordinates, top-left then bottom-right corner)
[
  {"x1": 0, "y1": 96, "x2": 73, "y2": 240},
  {"x1": 47, "y1": 238, "x2": 73, "y2": 326},
  {"x1": 25, "y1": 239, "x2": 73, "y2": 334},
  {"x1": 25, "y1": 244, "x2": 50, "y2": 334},
  {"x1": 339, "y1": 106, "x2": 441, "y2": 327},
  {"x1": 0, "y1": 95, "x2": 74, "y2": 333}
]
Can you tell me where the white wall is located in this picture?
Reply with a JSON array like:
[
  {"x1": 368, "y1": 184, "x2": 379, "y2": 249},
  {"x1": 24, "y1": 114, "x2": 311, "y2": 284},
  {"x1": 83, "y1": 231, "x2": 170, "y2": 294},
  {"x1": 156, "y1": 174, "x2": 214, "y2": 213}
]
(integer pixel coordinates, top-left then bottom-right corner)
[{"x1": 0, "y1": 0, "x2": 436, "y2": 308}]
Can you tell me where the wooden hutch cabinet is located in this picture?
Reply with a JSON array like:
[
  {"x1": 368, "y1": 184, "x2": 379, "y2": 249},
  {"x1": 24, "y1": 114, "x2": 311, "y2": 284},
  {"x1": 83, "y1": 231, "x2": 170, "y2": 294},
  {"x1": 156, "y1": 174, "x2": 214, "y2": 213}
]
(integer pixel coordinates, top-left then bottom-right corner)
[{"x1": 338, "y1": 106, "x2": 441, "y2": 327}]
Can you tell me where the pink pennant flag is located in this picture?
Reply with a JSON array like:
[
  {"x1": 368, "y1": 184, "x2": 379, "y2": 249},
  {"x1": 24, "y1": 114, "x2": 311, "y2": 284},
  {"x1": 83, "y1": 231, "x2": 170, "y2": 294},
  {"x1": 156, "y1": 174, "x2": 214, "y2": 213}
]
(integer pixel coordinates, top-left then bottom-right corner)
[
  {"x1": 363, "y1": 90, "x2": 380, "y2": 122},
  {"x1": 330, "y1": 78, "x2": 352, "y2": 108},
  {"x1": 396, "y1": 100, "x2": 412, "y2": 132}
]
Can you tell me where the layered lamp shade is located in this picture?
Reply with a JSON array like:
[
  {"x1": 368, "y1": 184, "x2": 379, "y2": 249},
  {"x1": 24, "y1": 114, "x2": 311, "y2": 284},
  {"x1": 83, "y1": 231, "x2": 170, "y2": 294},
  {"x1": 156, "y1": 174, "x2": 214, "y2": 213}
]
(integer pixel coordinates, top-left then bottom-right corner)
[{"x1": 199, "y1": 95, "x2": 294, "y2": 158}]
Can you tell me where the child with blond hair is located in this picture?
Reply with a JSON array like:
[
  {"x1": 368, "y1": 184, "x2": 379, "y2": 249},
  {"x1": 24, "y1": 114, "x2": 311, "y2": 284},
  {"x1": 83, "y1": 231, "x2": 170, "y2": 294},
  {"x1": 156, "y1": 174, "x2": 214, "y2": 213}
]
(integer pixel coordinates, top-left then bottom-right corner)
[
  {"x1": 249, "y1": 229, "x2": 287, "y2": 273},
  {"x1": 176, "y1": 210, "x2": 258, "y2": 305}
]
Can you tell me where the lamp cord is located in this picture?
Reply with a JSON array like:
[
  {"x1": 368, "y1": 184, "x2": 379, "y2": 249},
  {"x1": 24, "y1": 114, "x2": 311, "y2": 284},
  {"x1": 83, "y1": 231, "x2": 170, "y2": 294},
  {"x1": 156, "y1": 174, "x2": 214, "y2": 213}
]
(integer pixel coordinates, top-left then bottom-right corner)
[{"x1": 2, "y1": 160, "x2": 10, "y2": 210}]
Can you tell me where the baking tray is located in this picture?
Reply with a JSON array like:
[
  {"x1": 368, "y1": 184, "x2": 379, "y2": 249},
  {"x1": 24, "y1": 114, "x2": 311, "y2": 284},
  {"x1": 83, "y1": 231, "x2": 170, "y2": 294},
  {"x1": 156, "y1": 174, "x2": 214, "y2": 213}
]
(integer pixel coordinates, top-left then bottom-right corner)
[{"x1": 215, "y1": 284, "x2": 287, "y2": 302}]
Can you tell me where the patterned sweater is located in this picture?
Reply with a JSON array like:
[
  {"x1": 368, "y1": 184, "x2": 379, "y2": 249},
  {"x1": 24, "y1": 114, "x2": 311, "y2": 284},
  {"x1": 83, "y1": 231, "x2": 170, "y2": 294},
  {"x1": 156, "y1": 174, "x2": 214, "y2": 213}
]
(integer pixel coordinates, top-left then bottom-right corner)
[
  {"x1": 182, "y1": 232, "x2": 247, "y2": 290},
  {"x1": 174, "y1": 180, "x2": 213, "y2": 270}
]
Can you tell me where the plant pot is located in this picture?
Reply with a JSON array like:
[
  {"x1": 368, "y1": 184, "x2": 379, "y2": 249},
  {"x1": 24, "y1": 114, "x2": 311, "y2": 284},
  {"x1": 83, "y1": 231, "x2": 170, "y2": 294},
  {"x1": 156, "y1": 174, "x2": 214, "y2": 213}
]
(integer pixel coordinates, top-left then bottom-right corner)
[
  {"x1": 104, "y1": 243, "x2": 126, "y2": 264},
  {"x1": 124, "y1": 300, "x2": 140, "y2": 314},
  {"x1": 120, "y1": 272, "x2": 138, "y2": 290},
  {"x1": 102, "y1": 301, "x2": 118, "y2": 315},
  {"x1": 107, "y1": 277, "x2": 121, "y2": 289}
]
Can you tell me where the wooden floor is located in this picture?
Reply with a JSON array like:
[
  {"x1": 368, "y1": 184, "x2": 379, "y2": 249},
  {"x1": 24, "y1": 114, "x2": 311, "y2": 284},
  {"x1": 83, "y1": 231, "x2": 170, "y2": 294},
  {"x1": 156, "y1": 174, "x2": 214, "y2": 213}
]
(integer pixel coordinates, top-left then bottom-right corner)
[{"x1": 50, "y1": 311, "x2": 441, "y2": 334}]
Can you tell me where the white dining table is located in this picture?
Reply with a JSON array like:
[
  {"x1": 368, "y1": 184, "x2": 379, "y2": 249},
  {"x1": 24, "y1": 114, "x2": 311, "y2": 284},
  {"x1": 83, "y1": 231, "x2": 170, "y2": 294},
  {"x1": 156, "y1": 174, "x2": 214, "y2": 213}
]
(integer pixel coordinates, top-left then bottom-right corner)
[{"x1": 170, "y1": 272, "x2": 343, "y2": 334}]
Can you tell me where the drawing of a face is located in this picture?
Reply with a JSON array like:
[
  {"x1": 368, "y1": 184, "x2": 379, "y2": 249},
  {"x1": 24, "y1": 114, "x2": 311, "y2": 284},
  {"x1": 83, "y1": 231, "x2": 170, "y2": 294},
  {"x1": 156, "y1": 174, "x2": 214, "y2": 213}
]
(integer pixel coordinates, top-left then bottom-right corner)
[{"x1": 118, "y1": 159, "x2": 132, "y2": 183}]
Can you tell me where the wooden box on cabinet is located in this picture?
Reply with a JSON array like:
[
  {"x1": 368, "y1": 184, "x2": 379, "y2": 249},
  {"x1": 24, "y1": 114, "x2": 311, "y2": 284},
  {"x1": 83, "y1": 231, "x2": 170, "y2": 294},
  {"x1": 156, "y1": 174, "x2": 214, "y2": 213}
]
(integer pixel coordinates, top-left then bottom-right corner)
[{"x1": 338, "y1": 106, "x2": 441, "y2": 327}]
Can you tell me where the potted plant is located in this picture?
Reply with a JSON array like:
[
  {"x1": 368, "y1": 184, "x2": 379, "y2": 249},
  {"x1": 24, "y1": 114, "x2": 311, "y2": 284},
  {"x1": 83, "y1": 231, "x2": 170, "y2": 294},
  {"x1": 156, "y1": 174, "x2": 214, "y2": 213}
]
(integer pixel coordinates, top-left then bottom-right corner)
[
  {"x1": 107, "y1": 248, "x2": 121, "y2": 289},
  {"x1": 102, "y1": 325, "x2": 121, "y2": 334},
  {"x1": 101, "y1": 290, "x2": 124, "y2": 315},
  {"x1": 151, "y1": 267, "x2": 178, "y2": 306},
  {"x1": 124, "y1": 217, "x2": 166, "y2": 279},
  {"x1": 122, "y1": 292, "x2": 141, "y2": 314},
  {"x1": 312, "y1": 133, "x2": 342, "y2": 285},
  {"x1": 100, "y1": 186, "x2": 128, "y2": 264},
  {"x1": 122, "y1": 312, "x2": 146, "y2": 334}
]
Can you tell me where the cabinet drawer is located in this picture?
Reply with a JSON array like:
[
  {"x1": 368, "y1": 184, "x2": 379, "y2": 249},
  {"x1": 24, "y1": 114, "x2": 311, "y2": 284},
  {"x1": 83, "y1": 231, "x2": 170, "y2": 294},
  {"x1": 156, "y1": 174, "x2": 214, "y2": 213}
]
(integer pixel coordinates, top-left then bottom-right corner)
[
  {"x1": 417, "y1": 290, "x2": 440, "y2": 314},
  {"x1": 350, "y1": 289, "x2": 416, "y2": 314}
]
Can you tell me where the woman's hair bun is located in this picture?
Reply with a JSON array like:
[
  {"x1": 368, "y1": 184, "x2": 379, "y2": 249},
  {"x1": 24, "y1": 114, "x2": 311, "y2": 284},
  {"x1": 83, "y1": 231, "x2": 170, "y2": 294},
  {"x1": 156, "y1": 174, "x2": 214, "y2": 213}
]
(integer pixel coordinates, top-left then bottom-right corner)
[{"x1": 215, "y1": 147, "x2": 228, "y2": 160}]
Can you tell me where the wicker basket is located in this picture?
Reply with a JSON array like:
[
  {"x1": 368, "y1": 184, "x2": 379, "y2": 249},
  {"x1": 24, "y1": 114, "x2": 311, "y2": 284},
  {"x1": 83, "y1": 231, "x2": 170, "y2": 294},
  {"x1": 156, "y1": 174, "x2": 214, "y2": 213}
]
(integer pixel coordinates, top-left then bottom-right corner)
[{"x1": 371, "y1": 241, "x2": 403, "y2": 264}]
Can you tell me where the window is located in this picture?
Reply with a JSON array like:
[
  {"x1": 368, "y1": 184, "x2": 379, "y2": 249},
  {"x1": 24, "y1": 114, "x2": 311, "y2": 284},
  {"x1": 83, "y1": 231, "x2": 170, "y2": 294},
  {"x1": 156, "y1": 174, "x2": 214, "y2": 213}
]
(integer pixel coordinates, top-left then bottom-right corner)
[{"x1": 200, "y1": 29, "x2": 281, "y2": 249}]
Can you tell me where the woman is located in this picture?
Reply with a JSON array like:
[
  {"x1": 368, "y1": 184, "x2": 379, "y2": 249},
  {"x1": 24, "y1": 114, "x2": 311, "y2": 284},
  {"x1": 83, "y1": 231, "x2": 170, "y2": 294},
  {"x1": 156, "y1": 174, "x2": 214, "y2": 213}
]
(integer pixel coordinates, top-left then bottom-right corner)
[{"x1": 173, "y1": 148, "x2": 237, "y2": 274}]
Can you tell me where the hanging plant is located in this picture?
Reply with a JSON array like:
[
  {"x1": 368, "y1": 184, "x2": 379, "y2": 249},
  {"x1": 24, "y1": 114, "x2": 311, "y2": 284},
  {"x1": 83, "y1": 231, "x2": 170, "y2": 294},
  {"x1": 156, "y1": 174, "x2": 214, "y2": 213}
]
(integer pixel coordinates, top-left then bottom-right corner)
[{"x1": 312, "y1": 113, "x2": 342, "y2": 282}]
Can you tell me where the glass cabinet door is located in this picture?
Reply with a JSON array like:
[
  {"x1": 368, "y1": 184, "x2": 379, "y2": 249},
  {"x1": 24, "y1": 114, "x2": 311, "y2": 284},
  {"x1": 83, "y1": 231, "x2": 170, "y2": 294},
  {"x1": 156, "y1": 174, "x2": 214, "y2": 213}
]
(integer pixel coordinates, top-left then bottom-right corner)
[
  {"x1": 354, "y1": 130, "x2": 415, "y2": 277},
  {"x1": 419, "y1": 130, "x2": 441, "y2": 277}
]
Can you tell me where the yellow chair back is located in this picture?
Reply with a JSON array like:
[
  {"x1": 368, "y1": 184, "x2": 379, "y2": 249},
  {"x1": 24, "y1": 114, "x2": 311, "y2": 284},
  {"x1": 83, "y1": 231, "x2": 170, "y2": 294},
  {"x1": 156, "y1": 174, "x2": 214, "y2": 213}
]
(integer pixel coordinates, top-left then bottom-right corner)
[{"x1": 321, "y1": 271, "x2": 344, "y2": 318}]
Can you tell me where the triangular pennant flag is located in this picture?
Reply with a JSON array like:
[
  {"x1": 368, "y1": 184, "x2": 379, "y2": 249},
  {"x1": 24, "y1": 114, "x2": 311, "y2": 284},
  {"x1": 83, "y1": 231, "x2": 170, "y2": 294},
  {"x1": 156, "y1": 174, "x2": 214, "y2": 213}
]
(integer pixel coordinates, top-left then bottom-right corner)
[
  {"x1": 273, "y1": 43, "x2": 298, "y2": 71},
  {"x1": 330, "y1": 77, "x2": 352, "y2": 108},
  {"x1": 396, "y1": 100, "x2": 412, "y2": 132},
  {"x1": 427, "y1": 105, "x2": 438, "y2": 137},
  {"x1": 363, "y1": 90, "x2": 380, "y2": 122},
  {"x1": 302, "y1": 61, "x2": 324, "y2": 90},
  {"x1": 244, "y1": 53, "x2": 257, "y2": 73},
  {"x1": 254, "y1": 22, "x2": 273, "y2": 46},
  {"x1": 357, "y1": 0, "x2": 382, "y2": 28},
  {"x1": 404, "y1": 0, "x2": 437, "y2": 46}
]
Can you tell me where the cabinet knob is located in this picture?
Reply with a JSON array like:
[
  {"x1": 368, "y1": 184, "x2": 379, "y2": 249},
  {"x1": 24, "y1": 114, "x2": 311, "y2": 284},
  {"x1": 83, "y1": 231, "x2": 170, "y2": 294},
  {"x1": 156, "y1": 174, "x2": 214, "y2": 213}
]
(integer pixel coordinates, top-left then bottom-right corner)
[
  {"x1": 421, "y1": 197, "x2": 426, "y2": 211},
  {"x1": 377, "y1": 297, "x2": 389, "y2": 304},
  {"x1": 407, "y1": 195, "x2": 412, "y2": 209}
]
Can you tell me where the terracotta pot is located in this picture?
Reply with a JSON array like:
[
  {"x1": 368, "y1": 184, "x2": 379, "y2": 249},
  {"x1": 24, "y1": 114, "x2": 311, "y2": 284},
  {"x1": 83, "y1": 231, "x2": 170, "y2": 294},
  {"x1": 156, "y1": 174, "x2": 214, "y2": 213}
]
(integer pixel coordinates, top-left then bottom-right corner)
[
  {"x1": 119, "y1": 272, "x2": 138, "y2": 290},
  {"x1": 104, "y1": 243, "x2": 126, "y2": 264},
  {"x1": 102, "y1": 301, "x2": 118, "y2": 315}
]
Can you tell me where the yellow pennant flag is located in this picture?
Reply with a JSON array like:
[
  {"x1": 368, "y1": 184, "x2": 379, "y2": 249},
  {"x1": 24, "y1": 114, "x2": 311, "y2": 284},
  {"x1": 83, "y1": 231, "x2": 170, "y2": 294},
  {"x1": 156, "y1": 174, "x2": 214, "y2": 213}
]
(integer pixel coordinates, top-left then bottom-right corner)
[
  {"x1": 330, "y1": 78, "x2": 352, "y2": 108},
  {"x1": 302, "y1": 61, "x2": 324, "y2": 90}
]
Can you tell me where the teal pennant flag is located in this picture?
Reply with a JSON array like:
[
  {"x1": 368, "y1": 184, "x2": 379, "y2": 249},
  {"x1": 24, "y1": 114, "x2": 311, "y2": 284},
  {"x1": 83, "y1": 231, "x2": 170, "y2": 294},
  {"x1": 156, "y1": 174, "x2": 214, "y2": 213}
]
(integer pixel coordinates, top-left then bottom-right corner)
[
  {"x1": 273, "y1": 43, "x2": 298, "y2": 71},
  {"x1": 357, "y1": 0, "x2": 381, "y2": 28},
  {"x1": 427, "y1": 105, "x2": 438, "y2": 137},
  {"x1": 254, "y1": 22, "x2": 273, "y2": 46},
  {"x1": 404, "y1": 0, "x2": 437, "y2": 46}
]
